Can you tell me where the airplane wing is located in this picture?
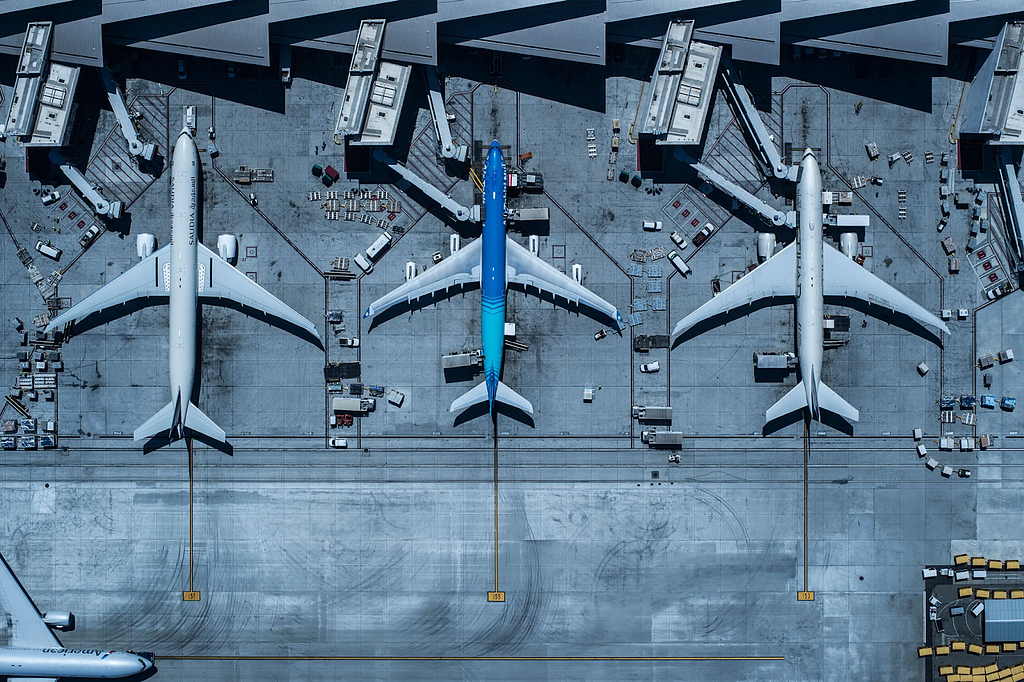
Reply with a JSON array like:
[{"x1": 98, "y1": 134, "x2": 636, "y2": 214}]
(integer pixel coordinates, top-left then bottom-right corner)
[
  {"x1": 196, "y1": 242, "x2": 321, "y2": 341},
  {"x1": 672, "y1": 241, "x2": 796, "y2": 338},
  {"x1": 0, "y1": 552, "x2": 61, "y2": 648},
  {"x1": 362, "y1": 237, "x2": 482, "y2": 325},
  {"x1": 821, "y1": 242, "x2": 950, "y2": 334},
  {"x1": 505, "y1": 237, "x2": 625, "y2": 331},
  {"x1": 45, "y1": 245, "x2": 171, "y2": 332}
]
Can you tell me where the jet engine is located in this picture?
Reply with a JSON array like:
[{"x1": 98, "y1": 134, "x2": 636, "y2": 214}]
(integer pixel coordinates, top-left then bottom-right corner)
[
  {"x1": 840, "y1": 232, "x2": 859, "y2": 259},
  {"x1": 136, "y1": 234, "x2": 156, "y2": 259},
  {"x1": 449, "y1": 233, "x2": 461, "y2": 254},
  {"x1": 217, "y1": 234, "x2": 239, "y2": 264},
  {"x1": 757, "y1": 232, "x2": 777, "y2": 263},
  {"x1": 43, "y1": 611, "x2": 75, "y2": 631}
]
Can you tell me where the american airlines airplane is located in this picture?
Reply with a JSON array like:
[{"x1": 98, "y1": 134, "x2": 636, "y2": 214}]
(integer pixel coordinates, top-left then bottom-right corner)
[
  {"x1": 47, "y1": 127, "x2": 321, "y2": 444},
  {"x1": 0, "y1": 551, "x2": 155, "y2": 681},
  {"x1": 363, "y1": 140, "x2": 624, "y2": 417},
  {"x1": 673, "y1": 149, "x2": 949, "y2": 424}
]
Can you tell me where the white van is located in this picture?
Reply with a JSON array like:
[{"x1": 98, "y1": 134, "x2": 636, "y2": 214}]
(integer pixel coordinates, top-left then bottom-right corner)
[
  {"x1": 668, "y1": 250, "x2": 690, "y2": 276},
  {"x1": 35, "y1": 241, "x2": 62, "y2": 260}
]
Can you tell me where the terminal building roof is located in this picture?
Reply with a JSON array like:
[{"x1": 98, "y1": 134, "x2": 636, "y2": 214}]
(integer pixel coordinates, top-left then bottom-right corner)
[{"x1": 0, "y1": 0, "x2": 1020, "y2": 69}]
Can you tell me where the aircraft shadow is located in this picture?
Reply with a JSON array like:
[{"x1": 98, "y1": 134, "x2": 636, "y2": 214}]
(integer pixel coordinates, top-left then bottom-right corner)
[
  {"x1": 200, "y1": 298, "x2": 325, "y2": 350},
  {"x1": 824, "y1": 296, "x2": 945, "y2": 346},
  {"x1": 60, "y1": 298, "x2": 169, "y2": 338},
  {"x1": 762, "y1": 411, "x2": 854, "y2": 437},
  {"x1": 508, "y1": 285, "x2": 626, "y2": 331},
  {"x1": 672, "y1": 297, "x2": 795, "y2": 349},
  {"x1": 141, "y1": 433, "x2": 234, "y2": 456},
  {"x1": 453, "y1": 401, "x2": 534, "y2": 428},
  {"x1": 365, "y1": 282, "x2": 481, "y2": 331}
]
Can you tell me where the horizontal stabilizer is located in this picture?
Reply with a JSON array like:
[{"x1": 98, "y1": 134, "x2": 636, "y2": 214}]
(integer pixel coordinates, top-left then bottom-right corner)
[
  {"x1": 133, "y1": 400, "x2": 178, "y2": 442},
  {"x1": 450, "y1": 381, "x2": 534, "y2": 414},
  {"x1": 134, "y1": 400, "x2": 226, "y2": 442},
  {"x1": 495, "y1": 381, "x2": 534, "y2": 414},
  {"x1": 450, "y1": 381, "x2": 488, "y2": 414},
  {"x1": 817, "y1": 381, "x2": 859, "y2": 422},
  {"x1": 184, "y1": 402, "x2": 227, "y2": 442},
  {"x1": 765, "y1": 382, "x2": 808, "y2": 423}
]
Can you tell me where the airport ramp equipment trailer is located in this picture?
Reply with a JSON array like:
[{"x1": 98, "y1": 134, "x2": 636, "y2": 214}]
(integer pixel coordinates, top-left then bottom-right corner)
[
  {"x1": 48, "y1": 149, "x2": 122, "y2": 218},
  {"x1": 641, "y1": 429, "x2": 683, "y2": 447},
  {"x1": 332, "y1": 397, "x2": 377, "y2": 413},
  {"x1": 632, "y1": 405, "x2": 673, "y2": 423},
  {"x1": 425, "y1": 66, "x2": 468, "y2": 163},
  {"x1": 99, "y1": 67, "x2": 156, "y2": 161},
  {"x1": 718, "y1": 54, "x2": 797, "y2": 182},
  {"x1": 373, "y1": 148, "x2": 480, "y2": 222}
]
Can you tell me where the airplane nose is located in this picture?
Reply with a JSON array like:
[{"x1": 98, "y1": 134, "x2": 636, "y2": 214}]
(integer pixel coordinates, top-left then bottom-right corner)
[{"x1": 802, "y1": 148, "x2": 816, "y2": 160}]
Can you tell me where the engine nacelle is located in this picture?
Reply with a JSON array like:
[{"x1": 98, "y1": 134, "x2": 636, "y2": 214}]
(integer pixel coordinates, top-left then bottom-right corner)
[
  {"x1": 136, "y1": 233, "x2": 156, "y2": 259},
  {"x1": 449, "y1": 233, "x2": 461, "y2": 254},
  {"x1": 217, "y1": 234, "x2": 239, "y2": 264},
  {"x1": 529, "y1": 234, "x2": 539, "y2": 256},
  {"x1": 840, "y1": 232, "x2": 859, "y2": 259},
  {"x1": 43, "y1": 611, "x2": 75, "y2": 631},
  {"x1": 757, "y1": 232, "x2": 777, "y2": 263}
]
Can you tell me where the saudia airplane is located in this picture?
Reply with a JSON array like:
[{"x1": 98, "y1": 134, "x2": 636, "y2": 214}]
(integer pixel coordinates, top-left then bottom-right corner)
[
  {"x1": 363, "y1": 140, "x2": 625, "y2": 418},
  {"x1": 0, "y1": 551, "x2": 155, "y2": 681},
  {"x1": 47, "y1": 127, "x2": 321, "y2": 444}
]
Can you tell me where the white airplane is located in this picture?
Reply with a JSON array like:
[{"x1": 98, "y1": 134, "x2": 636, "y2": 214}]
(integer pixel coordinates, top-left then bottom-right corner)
[
  {"x1": 673, "y1": 150, "x2": 949, "y2": 424},
  {"x1": 0, "y1": 551, "x2": 155, "y2": 681},
  {"x1": 47, "y1": 127, "x2": 321, "y2": 444}
]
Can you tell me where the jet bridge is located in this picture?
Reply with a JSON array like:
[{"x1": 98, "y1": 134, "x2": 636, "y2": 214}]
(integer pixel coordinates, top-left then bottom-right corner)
[
  {"x1": 373, "y1": 148, "x2": 479, "y2": 222},
  {"x1": 718, "y1": 55, "x2": 797, "y2": 182},
  {"x1": 998, "y1": 147, "x2": 1024, "y2": 270},
  {"x1": 425, "y1": 67, "x2": 468, "y2": 163},
  {"x1": 687, "y1": 158, "x2": 792, "y2": 227},
  {"x1": 99, "y1": 67, "x2": 155, "y2": 161},
  {"x1": 49, "y1": 150, "x2": 122, "y2": 219}
]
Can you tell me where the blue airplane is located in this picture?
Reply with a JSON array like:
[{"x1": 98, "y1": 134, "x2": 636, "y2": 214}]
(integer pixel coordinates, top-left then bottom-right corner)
[{"x1": 363, "y1": 140, "x2": 625, "y2": 418}]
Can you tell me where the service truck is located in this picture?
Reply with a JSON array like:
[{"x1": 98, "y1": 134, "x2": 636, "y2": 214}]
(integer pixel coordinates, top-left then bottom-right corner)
[
  {"x1": 632, "y1": 406, "x2": 672, "y2": 423},
  {"x1": 331, "y1": 397, "x2": 377, "y2": 413},
  {"x1": 641, "y1": 430, "x2": 683, "y2": 447},
  {"x1": 365, "y1": 231, "x2": 393, "y2": 261}
]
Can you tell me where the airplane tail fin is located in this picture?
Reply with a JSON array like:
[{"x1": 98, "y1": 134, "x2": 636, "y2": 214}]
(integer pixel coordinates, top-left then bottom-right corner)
[
  {"x1": 134, "y1": 396, "x2": 227, "y2": 442},
  {"x1": 764, "y1": 380, "x2": 860, "y2": 423},
  {"x1": 765, "y1": 382, "x2": 808, "y2": 423},
  {"x1": 816, "y1": 381, "x2": 859, "y2": 422},
  {"x1": 450, "y1": 381, "x2": 534, "y2": 415}
]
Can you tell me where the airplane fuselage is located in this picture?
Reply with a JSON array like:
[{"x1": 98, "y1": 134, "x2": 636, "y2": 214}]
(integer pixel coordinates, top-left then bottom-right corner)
[
  {"x1": 795, "y1": 150, "x2": 824, "y2": 419},
  {"x1": 168, "y1": 129, "x2": 201, "y2": 438},
  {"x1": 480, "y1": 140, "x2": 507, "y2": 413},
  {"x1": 0, "y1": 646, "x2": 153, "y2": 679}
]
